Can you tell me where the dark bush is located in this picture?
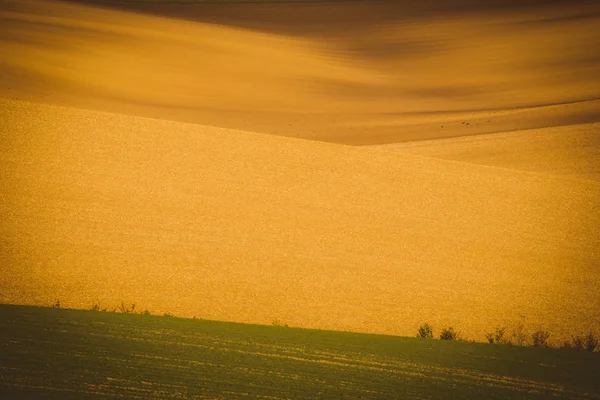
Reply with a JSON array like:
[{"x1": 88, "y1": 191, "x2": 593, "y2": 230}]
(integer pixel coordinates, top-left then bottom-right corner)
[
  {"x1": 571, "y1": 336, "x2": 585, "y2": 350},
  {"x1": 440, "y1": 327, "x2": 458, "y2": 341},
  {"x1": 486, "y1": 327, "x2": 507, "y2": 344},
  {"x1": 118, "y1": 302, "x2": 136, "y2": 314},
  {"x1": 561, "y1": 333, "x2": 598, "y2": 352},
  {"x1": 531, "y1": 330, "x2": 550, "y2": 347},
  {"x1": 585, "y1": 332, "x2": 599, "y2": 352},
  {"x1": 510, "y1": 324, "x2": 528, "y2": 346},
  {"x1": 417, "y1": 323, "x2": 434, "y2": 339}
]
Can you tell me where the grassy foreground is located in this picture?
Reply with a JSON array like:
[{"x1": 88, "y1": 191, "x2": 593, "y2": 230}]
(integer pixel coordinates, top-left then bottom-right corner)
[{"x1": 0, "y1": 305, "x2": 599, "y2": 399}]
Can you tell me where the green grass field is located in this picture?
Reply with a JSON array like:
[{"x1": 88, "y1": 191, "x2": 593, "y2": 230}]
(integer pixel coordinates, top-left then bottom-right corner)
[{"x1": 0, "y1": 305, "x2": 599, "y2": 399}]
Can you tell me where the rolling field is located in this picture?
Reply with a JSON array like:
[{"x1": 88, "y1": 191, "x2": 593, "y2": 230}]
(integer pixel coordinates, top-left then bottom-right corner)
[
  {"x1": 2, "y1": 0, "x2": 599, "y2": 143},
  {"x1": 2, "y1": 98, "x2": 600, "y2": 342},
  {"x1": 1, "y1": 304, "x2": 599, "y2": 399},
  {"x1": 1, "y1": 0, "x2": 600, "y2": 397},
  {"x1": 371, "y1": 122, "x2": 600, "y2": 182}
]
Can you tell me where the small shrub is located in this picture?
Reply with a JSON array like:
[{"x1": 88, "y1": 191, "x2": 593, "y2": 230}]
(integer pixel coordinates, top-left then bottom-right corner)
[
  {"x1": 585, "y1": 332, "x2": 599, "y2": 352},
  {"x1": 561, "y1": 340, "x2": 573, "y2": 349},
  {"x1": 531, "y1": 330, "x2": 551, "y2": 347},
  {"x1": 561, "y1": 334, "x2": 596, "y2": 351},
  {"x1": 417, "y1": 323, "x2": 434, "y2": 339},
  {"x1": 572, "y1": 336, "x2": 585, "y2": 350},
  {"x1": 486, "y1": 327, "x2": 507, "y2": 344},
  {"x1": 118, "y1": 302, "x2": 136, "y2": 314},
  {"x1": 569, "y1": 335, "x2": 586, "y2": 351},
  {"x1": 440, "y1": 327, "x2": 458, "y2": 341},
  {"x1": 510, "y1": 324, "x2": 528, "y2": 346}
]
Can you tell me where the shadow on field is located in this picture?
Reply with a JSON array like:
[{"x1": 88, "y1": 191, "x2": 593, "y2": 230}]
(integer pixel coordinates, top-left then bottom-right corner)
[{"x1": 62, "y1": 0, "x2": 600, "y2": 39}]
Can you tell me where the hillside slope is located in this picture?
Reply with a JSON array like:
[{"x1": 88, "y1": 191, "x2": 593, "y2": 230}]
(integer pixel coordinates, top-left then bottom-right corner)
[
  {"x1": 370, "y1": 123, "x2": 600, "y2": 182},
  {"x1": 1, "y1": 0, "x2": 599, "y2": 143},
  {"x1": 1, "y1": 99, "x2": 599, "y2": 341}
]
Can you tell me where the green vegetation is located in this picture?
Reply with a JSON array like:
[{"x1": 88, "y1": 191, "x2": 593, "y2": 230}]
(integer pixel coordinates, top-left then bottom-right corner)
[
  {"x1": 485, "y1": 327, "x2": 507, "y2": 344},
  {"x1": 117, "y1": 302, "x2": 136, "y2": 314},
  {"x1": 1, "y1": 304, "x2": 599, "y2": 399},
  {"x1": 40, "y1": 300, "x2": 600, "y2": 351},
  {"x1": 416, "y1": 322, "x2": 433, "y2": 339},
  {"x1": 439, "y1": 326, "x2": 459, "y2": 341}
]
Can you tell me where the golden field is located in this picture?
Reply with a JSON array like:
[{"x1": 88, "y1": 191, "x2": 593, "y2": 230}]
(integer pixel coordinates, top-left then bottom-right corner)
[{"x1": 1, "y1": 0, "x2": 599, "y2": 342}]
